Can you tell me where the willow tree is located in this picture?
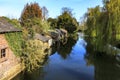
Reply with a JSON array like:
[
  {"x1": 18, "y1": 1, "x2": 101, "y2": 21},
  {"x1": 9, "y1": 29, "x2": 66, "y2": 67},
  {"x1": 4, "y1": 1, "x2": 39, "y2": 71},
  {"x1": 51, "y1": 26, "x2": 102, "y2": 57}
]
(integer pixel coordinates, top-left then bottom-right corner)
[
  {"x1": 86, "y1": 6, "x2": 101, "y2": 37},
  {"x1": 86, "y1": 0, "x2": 120, "y2": 52},
  {"x1": 103, "y1": 0, "x2": 120, "y2": 45}
]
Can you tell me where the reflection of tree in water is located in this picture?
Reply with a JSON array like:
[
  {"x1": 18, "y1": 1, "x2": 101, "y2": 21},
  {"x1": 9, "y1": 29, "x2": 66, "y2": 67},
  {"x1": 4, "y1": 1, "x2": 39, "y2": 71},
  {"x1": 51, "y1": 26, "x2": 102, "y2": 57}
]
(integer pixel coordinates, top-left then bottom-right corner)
[
  {"x1": 85, "y1": 36, "x2": 120, "y2": 80},
  {"x1": 85, "y1": 35, "x2": 120, "y2": 55},
  {"x1": 12, "y1": 50, "x2": 50, "y2": 80},
  {"x1": 51, "y1": 37, "x2": 76, "y2": 59},
  {"x1": 12, "y1": 67, "x2": 46, "y2": 80},
  {"x1": 85, "y1": 51, "x2": 120, "y2": 80},
  {"x1": 22, "y1": 51, "x2": 50, "y2": 80},
  {"x1": 22, "y1": 68, "x2": 45, "y2": 80}
]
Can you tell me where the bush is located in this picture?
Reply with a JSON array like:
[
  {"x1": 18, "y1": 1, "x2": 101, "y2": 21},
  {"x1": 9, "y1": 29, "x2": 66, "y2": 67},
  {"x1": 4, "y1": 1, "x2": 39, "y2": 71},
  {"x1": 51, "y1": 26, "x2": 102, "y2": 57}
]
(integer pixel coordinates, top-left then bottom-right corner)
[{"x1": 22, "y1": 40, "x2": 49, "y2": 72}]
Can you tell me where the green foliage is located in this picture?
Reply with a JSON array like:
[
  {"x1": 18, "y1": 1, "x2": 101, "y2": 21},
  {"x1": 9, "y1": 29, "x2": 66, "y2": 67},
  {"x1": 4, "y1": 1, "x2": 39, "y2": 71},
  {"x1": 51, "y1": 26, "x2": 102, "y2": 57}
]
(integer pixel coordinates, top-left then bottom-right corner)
[
  {"x1": 22, "y1": 18, "x2": 51, "y2": 39},
  {"x1": 106, "y1": 0, "x2": 120, "y2": 42},
  {"x1": 21, "y1": 40, "x2": 48, "y2": 72},
  {"x1": 20, "y1": 2, "x2": 42, "y2": 26},
  {"x1": 57, "y1": 9, "x2": 78, "y2": 33},
  {"x1": 47, "y1": 7, "x2": 79, "y2": 34},
  {"x1": 5, "y1": 32, "x2": 22, "y2": 56},
  {"x1": 47, "y1": 18, "x2": 57, "y2": 29},
  {"x1": 10, "y1": 19, "x2": 22, "y2": 29},
  {"x1": 20, "y1": 2, "x2": 51, "y2": 39},
  {"x1": 86, "y1": 6, "x2": 110, "y2": 51},
  {"x1": 85, "y1": 0, "x2": 120, "y2": 52},
  {"x1": 34, "y1": 19, "x2": 50, "y2": 34},
  {"x1": 1, "y1": 17, "x2": 23, "y2": 56},
  {"x1": 1, "y1": 16, "x2": 22, "y2": 29},
  {"x1": 19, "y1": 3, "x2": 51, "y2": 72}
]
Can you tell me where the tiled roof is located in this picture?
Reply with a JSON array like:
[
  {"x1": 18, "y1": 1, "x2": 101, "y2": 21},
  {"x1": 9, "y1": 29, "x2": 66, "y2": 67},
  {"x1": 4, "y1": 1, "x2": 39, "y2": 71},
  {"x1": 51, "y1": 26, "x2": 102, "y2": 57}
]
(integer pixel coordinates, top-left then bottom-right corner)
[
  {"x1": 34, "y1": 33, "x2": 51, "y2": 42},
  {"x1": 0, "y1": 17, "x2": 21, "y2": 33}
]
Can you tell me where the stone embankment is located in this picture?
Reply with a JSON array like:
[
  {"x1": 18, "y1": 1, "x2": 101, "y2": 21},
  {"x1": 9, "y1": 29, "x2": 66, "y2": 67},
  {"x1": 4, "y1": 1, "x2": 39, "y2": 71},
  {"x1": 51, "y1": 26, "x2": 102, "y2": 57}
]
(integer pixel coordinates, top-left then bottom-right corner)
[{"x1": 0, "y1": 63, "x2": 24, "y2": 80}]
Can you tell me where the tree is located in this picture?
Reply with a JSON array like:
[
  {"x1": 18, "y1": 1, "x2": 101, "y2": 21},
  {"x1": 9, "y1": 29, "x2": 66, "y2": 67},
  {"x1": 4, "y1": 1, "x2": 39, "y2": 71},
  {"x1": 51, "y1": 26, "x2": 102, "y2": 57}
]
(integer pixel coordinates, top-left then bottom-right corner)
[
  {"x1": 85, "y1": 0, "x2": 120, "y2": 52},
  {"x1": 20, "y1": 2, "x2": 51, "y2": 39},
  {"x1": 79, "y1": 14, "x2": 87, "y2": 32},
  {"x1": 47, "y1": 17, "x2": 57, "y2": 29},
  {"x1": 20, "y1": 2, "x2": 42, "y2": 26},
  {"x1": 42, "y1": 6, "x2": 49, "y2": 20},
  {"x1": 104, "y1": 0, "x2": 120, "y2": 43},
  {"x1": 22, "y1": 40, "x2": 49, "y2": 72},
  {"x1": 61, "y1": 7, "x2": 73, "y2": 16},
  {"x1": 57, "y1": 7, "x2": 78, "y2": 33},
  {"x1": 85, "y1": 6, "x2": 105, "y2": 51}
]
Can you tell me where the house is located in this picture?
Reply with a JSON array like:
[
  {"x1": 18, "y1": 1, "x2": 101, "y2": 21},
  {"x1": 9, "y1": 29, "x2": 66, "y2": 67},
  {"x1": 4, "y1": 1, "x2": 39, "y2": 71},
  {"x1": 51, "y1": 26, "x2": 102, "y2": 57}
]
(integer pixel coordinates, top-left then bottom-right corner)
[
  {"x1": 0, "y1": 17, "x2": 21, "y2": 78},
  {"x1": 34, "y1": 33, "x2": 53, "y2": 47},
  {"x1": 0, "y1": 17, "x2": 21, "y2": 63}
]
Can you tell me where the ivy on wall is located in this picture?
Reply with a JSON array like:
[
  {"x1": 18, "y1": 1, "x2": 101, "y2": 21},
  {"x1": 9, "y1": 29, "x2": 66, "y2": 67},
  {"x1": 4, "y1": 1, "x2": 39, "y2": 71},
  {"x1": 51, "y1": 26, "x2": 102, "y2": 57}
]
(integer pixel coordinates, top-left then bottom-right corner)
[{"x1": 5, "y1": 32, "x2": 22, "y2": 56}]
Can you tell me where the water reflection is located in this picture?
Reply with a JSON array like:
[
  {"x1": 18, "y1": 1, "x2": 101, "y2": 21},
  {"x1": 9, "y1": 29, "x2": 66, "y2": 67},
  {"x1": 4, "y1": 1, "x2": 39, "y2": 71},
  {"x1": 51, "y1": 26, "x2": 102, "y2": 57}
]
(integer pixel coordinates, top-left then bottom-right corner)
[
  {"x1": 70, "y1": 38, "x2": 87, "y2": 58},
  {"x1": 51, "y1": 37, "x2": 76, "y2": 59},
  {"x1": 42, "y1": 37, "x2": 94, "y2": 80},
  {"x1": 13, "y1": 37, "x2": 94, "y2": 80},
  {"x1": 13, "y1": 36, "x2": 120, "y2": 80},
  {"x1": 85, "y1": 41, "x2": 120, "y2": 80}
]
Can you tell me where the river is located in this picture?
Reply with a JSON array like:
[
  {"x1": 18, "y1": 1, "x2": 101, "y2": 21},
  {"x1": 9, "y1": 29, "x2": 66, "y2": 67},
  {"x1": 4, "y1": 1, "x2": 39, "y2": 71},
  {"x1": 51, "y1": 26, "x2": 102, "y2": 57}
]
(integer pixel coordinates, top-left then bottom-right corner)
[{"x1": 12, "y1": 37, "x2": 120, "y2": 80}]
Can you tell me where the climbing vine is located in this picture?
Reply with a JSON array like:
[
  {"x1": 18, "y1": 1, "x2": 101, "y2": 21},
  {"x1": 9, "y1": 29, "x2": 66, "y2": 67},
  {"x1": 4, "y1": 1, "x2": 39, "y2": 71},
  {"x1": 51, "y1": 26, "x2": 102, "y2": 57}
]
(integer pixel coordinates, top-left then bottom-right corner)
[{"x1": 5, "y1": 32, "x2": 23, "y2": 56}]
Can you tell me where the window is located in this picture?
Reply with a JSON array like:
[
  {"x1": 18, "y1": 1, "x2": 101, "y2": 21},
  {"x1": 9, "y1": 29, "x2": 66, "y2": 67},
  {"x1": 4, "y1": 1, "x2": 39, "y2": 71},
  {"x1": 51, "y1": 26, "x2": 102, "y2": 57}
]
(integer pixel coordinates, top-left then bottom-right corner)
[{"x1": 1, "y1": 49, "x2": 6, "y2": 58}]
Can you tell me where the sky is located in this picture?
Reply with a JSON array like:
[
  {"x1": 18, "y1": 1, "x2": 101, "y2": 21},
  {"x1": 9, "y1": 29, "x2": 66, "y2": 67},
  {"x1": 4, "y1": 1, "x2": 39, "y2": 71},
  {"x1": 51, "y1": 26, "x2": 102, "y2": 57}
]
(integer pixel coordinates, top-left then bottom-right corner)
[{"x1": 0, "y1": 0, "x2": 103, "y2": 21}]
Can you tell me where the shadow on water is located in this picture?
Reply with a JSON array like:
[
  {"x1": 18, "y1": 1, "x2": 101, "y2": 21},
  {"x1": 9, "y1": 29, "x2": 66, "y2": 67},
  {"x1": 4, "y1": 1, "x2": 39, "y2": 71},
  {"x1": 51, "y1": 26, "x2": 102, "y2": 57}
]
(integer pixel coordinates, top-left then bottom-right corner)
[
  {"x1": 85, "y1": 37, "x2": 120, "y2": 80},
  {"x1": 85, "y1": 52, "x2": 120, "y2": 80}
]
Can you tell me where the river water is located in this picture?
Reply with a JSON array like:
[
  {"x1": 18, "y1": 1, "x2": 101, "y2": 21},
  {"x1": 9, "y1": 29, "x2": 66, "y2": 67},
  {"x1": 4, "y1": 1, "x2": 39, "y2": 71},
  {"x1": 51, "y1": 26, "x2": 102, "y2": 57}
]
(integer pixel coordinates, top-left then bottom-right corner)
[{"x1": 13, "y1": 37, "x2": 120, "y2": 80}]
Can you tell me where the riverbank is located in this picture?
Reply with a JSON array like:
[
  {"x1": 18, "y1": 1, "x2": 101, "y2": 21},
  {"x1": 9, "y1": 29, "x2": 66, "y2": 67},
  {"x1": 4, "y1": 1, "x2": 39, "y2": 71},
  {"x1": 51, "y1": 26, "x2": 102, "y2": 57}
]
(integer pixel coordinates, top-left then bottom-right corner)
[{"x1": 0, "y1": 63, "x2": 25, "y2": 80}]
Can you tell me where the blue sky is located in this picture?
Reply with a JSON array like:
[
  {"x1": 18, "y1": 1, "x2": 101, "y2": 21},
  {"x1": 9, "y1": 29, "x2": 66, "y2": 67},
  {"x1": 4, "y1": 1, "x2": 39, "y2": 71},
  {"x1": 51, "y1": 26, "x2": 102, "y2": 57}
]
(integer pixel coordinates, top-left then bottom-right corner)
[{"x1": 0, "y1": 0, "x2": 103, "y2": 20}]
